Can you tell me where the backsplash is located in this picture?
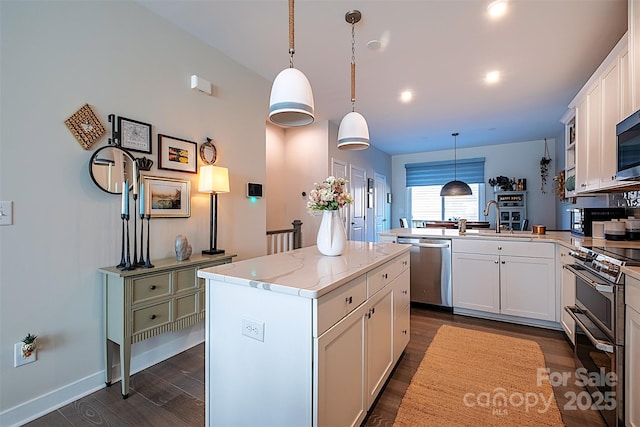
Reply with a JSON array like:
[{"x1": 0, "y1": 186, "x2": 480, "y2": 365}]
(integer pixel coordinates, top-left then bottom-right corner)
[{"x1": 609, "y1": 191, "x2": 640, "y2": 208}]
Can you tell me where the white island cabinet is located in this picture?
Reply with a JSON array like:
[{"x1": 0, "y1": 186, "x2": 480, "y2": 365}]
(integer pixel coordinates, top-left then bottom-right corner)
[{"x1": 197, "y1": 241, "x2": 410, "y2": 427}]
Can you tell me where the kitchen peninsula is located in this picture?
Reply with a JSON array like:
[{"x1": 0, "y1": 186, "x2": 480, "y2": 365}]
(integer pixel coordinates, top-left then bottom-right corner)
[{"x1": 197, "y1": 241, "x2": 410, "y2": 427}]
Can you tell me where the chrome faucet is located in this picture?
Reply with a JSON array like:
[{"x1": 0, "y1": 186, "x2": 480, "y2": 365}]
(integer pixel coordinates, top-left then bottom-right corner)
[{"x1": 483, "y1": 200, "x2": 501, "y2": 233}]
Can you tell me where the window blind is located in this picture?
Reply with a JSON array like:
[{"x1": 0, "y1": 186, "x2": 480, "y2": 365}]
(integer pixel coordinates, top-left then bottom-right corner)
[{"x1": 405, "y1": 157, "x2": 485, "y2": 187}]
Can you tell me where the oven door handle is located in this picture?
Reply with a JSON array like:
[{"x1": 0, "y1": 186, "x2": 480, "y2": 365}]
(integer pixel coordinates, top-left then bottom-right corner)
[
  {"x1": 564, "y1": 306, "x2": 614, "y2": 353},
  {"x1": 563, "y1": 264, "x2": 614, "y2": 293}
]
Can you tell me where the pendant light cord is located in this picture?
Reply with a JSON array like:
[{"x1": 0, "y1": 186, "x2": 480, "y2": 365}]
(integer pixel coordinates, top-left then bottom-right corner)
[
  {"x1": 453, "y1": 132, "x2": 459, "y2": 180},
  {"x1": 350, "y1": 18, "x2": 356, "y2": 111},
  {"x1": 289, "y1": 0, "x2": 295, "y2": 67}
]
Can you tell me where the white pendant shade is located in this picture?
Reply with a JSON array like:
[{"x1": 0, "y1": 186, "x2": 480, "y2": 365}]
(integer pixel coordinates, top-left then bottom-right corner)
[
  {"x1": 269, "y1": 68, "x2": 315, "y2": 127},
  {"x1": 338, "y1": 111, "x2": 370, "y2": 150}
]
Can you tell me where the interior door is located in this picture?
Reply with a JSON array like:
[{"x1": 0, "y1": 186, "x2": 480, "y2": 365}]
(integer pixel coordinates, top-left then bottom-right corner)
[
  {"x1": 374, "y1": 173, "x2": 387, "y2": 241},
  {"x1": 350, "y1": 165, "x2": 366, "y2": 242}
]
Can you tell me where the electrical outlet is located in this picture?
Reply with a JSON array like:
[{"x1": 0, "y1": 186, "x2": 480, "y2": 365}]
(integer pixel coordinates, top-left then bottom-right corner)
[
  {"x1": 14, "y1": 342, "x2": 36, "y2": 367},
  {"x1": 0, "y1": 201, "x2": 13, "y2": 226},
  {"x1": 241, "y1": 318, "x2": 265, "y2": 342}
]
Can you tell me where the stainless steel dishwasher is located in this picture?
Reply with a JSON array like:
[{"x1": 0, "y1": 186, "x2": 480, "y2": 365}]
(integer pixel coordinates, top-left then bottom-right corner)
[{"x1": 397, "y1": 237, "x2": 452, "y2": 307}]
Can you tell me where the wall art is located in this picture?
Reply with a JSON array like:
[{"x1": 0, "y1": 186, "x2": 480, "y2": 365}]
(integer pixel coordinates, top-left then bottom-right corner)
[
  {"x1": 65, "y1": 103, "x2": 106, "y2": 150},
  {"x1": 142, "y1": 175, "x2": 191, "y2": 218},
  {"x1": 158, "y1": 134, "x2": 197, "y2": 173},
  {"x1": 118, "y1": 116, "x2": 152, "y2": 153}
]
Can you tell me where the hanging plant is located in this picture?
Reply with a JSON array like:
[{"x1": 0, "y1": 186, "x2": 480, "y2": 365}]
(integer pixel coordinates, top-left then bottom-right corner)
[{"x1": 540, "y1": 138, "x2": 552, "y2": 193}]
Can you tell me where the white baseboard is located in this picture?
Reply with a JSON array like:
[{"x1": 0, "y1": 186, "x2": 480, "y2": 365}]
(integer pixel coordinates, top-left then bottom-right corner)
[{"x1": 0, "y1": 331, "x2": 204, "y2": 427}]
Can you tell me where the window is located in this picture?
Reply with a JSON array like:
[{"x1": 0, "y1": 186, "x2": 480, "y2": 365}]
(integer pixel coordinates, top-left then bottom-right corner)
[
  {"x1": 410, "y1": 184, "x2": 483, "y2": 222},
  {"x1": 405, "y1": 157, "x2": 485, "y2": 225}
]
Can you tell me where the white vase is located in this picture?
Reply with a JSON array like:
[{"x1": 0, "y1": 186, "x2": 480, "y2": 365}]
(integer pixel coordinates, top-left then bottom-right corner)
[{"x1": 316, "y1": 210, "x2": 347, "y2": 256}]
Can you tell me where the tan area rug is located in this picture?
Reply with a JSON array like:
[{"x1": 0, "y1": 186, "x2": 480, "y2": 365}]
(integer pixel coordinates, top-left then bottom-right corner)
[{"x1": 393, "y1": 325, "x2": 564, "y2": 427}]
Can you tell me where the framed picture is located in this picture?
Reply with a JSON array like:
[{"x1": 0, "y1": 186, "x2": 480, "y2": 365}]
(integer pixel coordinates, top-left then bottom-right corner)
[
  {"x1": 65, "y1": 104, "x2": 106, "y2": 150},
  {"x1": 142, "y1": 175, "x2": 191, "y2": 218},
  {"x1": 158, "y1": 134, "x2": 197, "y2": 173},
  {"x1": 117, "y1": 116, "x2": 152, "y2": 153}
]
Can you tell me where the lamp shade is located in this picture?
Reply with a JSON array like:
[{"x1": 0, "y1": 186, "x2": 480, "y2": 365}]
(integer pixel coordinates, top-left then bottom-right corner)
[
  {"x1": 440, "y1": 180, "x2": 472, "y2": 196},
  {"x1": 337, "y1": 111, "x2": 370, "y2": 150},
  {"x1": 199, "y1": 165, "x2": 229, "y2": 194},
  {"x1": 269, "y1": 68, "x2": 315, "y2": 127}
]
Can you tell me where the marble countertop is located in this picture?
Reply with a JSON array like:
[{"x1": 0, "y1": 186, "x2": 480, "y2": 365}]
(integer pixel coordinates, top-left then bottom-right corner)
[
  {"x1": 197, "y1": 241, "x2": 410, "y2": 299},
  {"x1": 380, "y1": 227, "x2": 584, "y2": 245}
]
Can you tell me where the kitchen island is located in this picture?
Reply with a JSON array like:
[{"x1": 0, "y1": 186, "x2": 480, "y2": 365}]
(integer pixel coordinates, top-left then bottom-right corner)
[{"x1": 197, "y1": 241, "x2": 410, "y2": 427}]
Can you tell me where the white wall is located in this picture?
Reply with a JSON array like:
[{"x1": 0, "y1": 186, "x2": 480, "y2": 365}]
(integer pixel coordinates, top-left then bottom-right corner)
[
  {"x1": 0, "y1": 1, "x2": 268, "y2": 424},
  {"x1": 266, "y1": 120, "x2": 393, "y2": 246},
  {"x1": 391, "y1": 139, "x2": 559, "y2": 229}
]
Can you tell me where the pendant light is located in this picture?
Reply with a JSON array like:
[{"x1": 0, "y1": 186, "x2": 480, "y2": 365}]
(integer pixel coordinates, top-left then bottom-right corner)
[
  {"x1": 440, "y1": 132, "x2": 472, "y2": 196},
  {"x1": 338, "y1": 10, "x2": 369, "y2": 150},
  {"x1": 269, "y1": 0, "x2": 315, "y2": 127}
]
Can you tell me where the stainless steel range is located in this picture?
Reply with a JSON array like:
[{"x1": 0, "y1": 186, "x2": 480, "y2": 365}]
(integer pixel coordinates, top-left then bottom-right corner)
[{"x1": 564, "y1": 246, "x2": 638, "y2": 427}]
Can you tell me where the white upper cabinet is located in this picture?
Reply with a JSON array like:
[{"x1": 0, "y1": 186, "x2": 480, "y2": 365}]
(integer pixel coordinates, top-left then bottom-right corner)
[{"x1": 564, "y1": 33, "x2": 636, "y2": 193}]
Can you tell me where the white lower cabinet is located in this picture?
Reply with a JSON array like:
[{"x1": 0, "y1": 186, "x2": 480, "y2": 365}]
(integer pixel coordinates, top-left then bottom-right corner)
[
  {"x1": 626, "y1": 275, "x2": 640, "y2": 427},
  {"x1": 452, "y1": 239, "x2": 556, "y2": 322},
  {"x1": 452, "y1": 252, "x2": 500, "y2": 313},
  {"x1": 315, "y1": 302, "x2": 367, "y2": 427},
  {"x1": 393, "y1": 270, "x2": 410, "y2": 361},
  {"x1": 366, "y1": 286, "x2": 394, "y2": 406}
]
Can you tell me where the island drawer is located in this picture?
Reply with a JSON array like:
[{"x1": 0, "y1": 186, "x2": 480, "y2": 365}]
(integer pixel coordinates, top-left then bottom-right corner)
[
  {"x1": 367, "y1": 253, "x2": 410, "y2": 297},
  {"x1": 393, "y1": 269, "x2": 410, "y2": 317},
  {"x1": 314, "y1": 275, "x2": 367, "y2": 337},
  {"x1": 132, "y1": 272, "x2": 171, "y2": 304}
]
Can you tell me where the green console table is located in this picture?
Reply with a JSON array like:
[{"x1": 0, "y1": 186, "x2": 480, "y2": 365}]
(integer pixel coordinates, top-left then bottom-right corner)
[{"x1": 99, "y1": 253, "x2": 235, "y2": 398}]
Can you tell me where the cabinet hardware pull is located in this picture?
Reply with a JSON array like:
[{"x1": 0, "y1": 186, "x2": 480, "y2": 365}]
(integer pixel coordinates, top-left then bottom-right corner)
[
  {"x1": 346, "y1": 296, "x2": 353, "y2": 304},
  {"x1": 501, "y1": 261, "x2": 505, "y2": 264},
  {"x1": 497, "y1": 246, "x2": 502, "y2": 250},
  {"x1": 150, "y1": 314, "x2": 157, "y2": 320},
  {"x1": 371, "y1": 307, "x2": 375, "y2": 315},
  {"x1": 494, "y1": 260, "x2": 499, "y2": 264},
  {"x1": 150, "y1": 285, "x2": 157, "y2": 290}
]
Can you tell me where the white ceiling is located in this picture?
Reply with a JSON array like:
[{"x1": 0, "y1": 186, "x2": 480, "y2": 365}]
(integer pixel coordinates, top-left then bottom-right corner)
[{"x1": 138, "y1": 0, "x2": 628, "y2": 155}]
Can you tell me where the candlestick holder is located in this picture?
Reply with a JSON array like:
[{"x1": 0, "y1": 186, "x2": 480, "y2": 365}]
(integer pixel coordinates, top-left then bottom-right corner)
[
  {"x1": 138, "y1": 211, "x2": 145, "y2": 265},
  {"x1": 132, "y1": 194, "x2": 139, "y2": 266},
  {"x1": 117, "y1": 213, "x2": 126, "y2": 268},
  {"x1": 144, "y1": 214, "x2": 154, "y2": 268},
  {"x1": 121, "y1": 214, "x2": 135, "y2": 271}
]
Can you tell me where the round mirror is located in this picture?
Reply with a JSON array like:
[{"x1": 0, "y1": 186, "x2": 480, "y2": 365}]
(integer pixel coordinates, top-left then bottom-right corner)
[
  {"x1": 89, "y1": 146, "x2": 136, "y2": 194},
  {"x1": 199, "y1": 140, "x2": 217, "y2": 165}
]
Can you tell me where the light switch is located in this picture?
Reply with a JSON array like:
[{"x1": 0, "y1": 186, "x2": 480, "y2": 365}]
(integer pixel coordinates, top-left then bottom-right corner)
[{"x1": 0, "y1": 201, "x2": 13, "y2": 226}]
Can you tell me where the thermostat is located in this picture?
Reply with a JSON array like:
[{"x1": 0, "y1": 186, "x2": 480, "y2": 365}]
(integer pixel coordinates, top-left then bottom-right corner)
[{"x1": 247, "y1": 183, "x2": 263, "y2": 198}]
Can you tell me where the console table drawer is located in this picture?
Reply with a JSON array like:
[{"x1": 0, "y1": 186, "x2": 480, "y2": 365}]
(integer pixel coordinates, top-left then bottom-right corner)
[
  {"x1": 175, "y1": 267, "x2": 198, "y2": 293},
  {"x1": 132, "y1": 273, "x2": 171, "y2": 304},
  {"x1": 176, "y1": 293, "x2": 198, "y2": 319},
  {"x1": 132, "y1": 301, "x2": 171, "y2": 334}
]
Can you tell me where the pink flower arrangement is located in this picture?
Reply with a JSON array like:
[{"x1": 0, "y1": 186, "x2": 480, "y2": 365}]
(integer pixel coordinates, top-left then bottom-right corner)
[{"x1": 307, "y1": 176, "x2": 354, "y2": 212}]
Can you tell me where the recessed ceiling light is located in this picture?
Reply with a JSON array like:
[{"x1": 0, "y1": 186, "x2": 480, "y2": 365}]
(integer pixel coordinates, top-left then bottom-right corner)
[
  {"x1": 485, "y1": 71, "x2": 500, "y2": 84},
  {"x1": 487, "y1": 0, "x2": 507, "y2": 18},
  {"x1": 400, "y1": 90, "x2": 413, "y2": 103},
  {"x1": 367, "y1": 40, "x2": 381, "y2": 50}
]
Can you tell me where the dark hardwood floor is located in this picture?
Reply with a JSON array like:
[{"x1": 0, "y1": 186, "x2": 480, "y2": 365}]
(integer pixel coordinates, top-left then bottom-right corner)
[{"x1": 26, "y1": 306, "x2": 606, "y2": 427}]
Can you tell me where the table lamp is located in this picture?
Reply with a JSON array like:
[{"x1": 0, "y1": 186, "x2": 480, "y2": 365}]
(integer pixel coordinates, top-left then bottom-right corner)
[{"x1": 199, "y1": 165, "x2": 229, "y2": 255}]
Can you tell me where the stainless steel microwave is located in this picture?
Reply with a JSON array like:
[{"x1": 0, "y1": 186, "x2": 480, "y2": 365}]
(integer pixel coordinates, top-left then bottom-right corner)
[{"x1": 616, "y1": 108, "x2": 640, "y2": 180}]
